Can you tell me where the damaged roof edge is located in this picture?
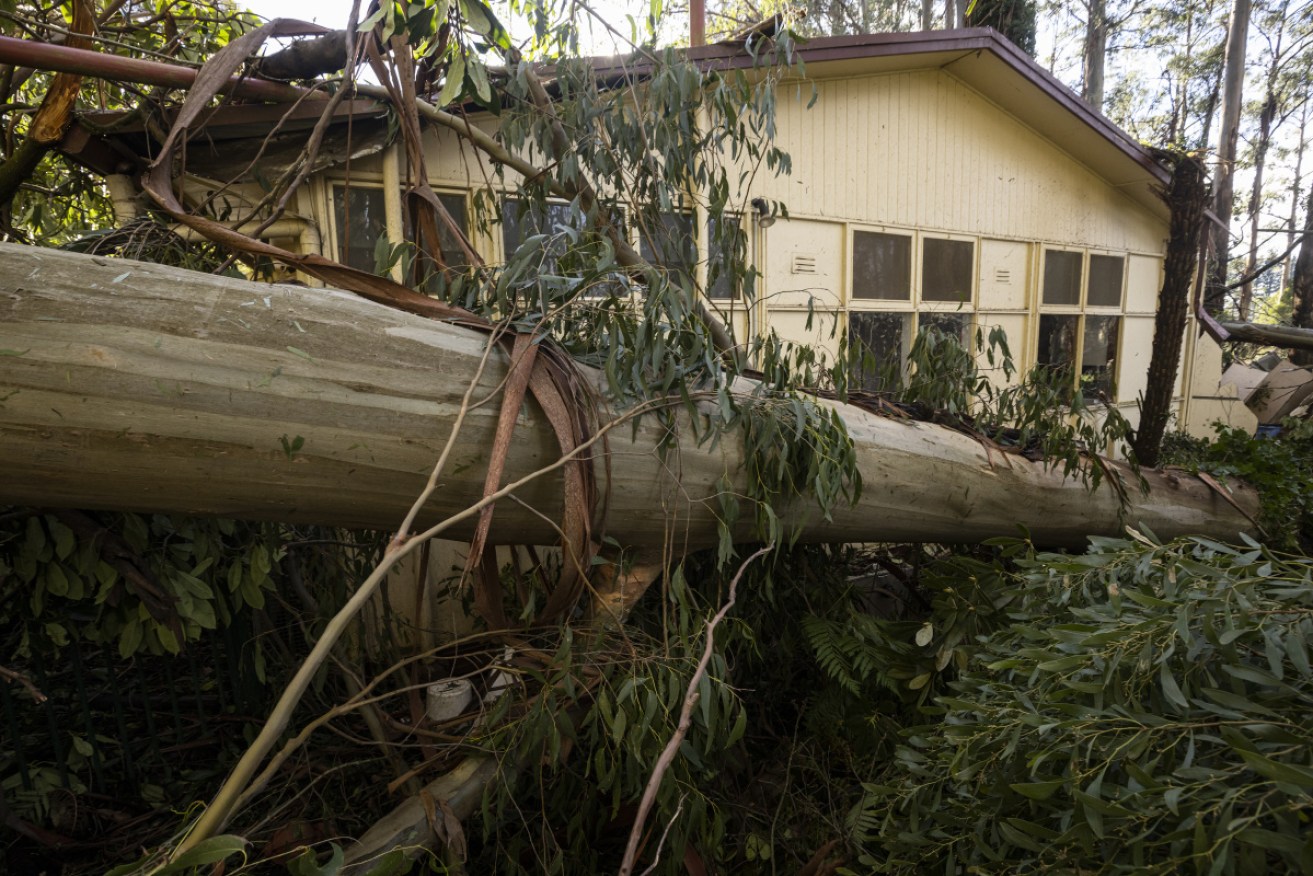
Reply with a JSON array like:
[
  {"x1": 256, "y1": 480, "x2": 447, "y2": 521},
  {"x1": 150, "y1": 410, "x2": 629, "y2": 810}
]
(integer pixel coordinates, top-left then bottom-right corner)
[{"x1": 57, "y1": 26, "x2": 1168, "y2": 196}]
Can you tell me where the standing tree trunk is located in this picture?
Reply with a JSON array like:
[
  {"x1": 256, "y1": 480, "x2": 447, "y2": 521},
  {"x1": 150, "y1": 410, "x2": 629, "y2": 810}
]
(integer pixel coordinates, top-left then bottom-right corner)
[
  {"x1": 1133, "y1": 152, "x2": 1210, "y2": 467},
  {"x1": 1280, "y1": 99, "x2": 1308, "y2": 296},
  {"x1": 1292, "y1": 185, "x2": 1313, "y2": 367},
  {"x1": 1206, "y1": 0, "x2": 1253, "y2": 316},
  {"x1": 1082, "y1": 0, "x2": 1108, "y2": 112},
  {"x1": 1240, "y1": 91, "x2": 1277, "y2": 320},
  {"x1": 922, "y1": 0, "x2": 935, "y2": 30}
]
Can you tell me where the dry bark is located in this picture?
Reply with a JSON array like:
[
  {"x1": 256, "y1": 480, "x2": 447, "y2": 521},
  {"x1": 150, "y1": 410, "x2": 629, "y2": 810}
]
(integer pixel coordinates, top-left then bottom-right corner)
[
  {"x1": 0, "y1": 0, "x2": 93, "y2": 209},
  {"x1": 1132, "y1": 152, "x2": 1207, "y2": 468}
]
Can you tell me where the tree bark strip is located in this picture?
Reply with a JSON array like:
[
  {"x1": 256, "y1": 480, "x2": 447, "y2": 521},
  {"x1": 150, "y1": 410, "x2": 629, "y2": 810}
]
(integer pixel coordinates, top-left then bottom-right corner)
[
  {"x1": 0, "y1": 244, "x2": 1259, "y2": 548},
  {"x1": 0, "y1": 0, "x2": 94, "y2": 209}
]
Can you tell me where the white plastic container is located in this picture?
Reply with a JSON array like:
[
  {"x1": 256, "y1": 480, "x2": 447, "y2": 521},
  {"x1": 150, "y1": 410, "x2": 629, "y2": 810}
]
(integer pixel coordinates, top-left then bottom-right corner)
[{"x1": 426, "y1": 678, "x2": 473, "y2": 723}]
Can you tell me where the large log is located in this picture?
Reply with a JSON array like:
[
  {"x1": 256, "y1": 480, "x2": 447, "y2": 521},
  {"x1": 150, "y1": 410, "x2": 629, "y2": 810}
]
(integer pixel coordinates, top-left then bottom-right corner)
[{"x1": 0, "y1": 244, "x2": 1257, "y2": 547}]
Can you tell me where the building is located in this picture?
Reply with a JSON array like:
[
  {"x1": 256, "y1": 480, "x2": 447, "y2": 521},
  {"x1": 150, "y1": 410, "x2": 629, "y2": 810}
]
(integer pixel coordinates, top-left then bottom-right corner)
[{"x1": 62, "y1": 27, "x2": 1257, "y2": 437}]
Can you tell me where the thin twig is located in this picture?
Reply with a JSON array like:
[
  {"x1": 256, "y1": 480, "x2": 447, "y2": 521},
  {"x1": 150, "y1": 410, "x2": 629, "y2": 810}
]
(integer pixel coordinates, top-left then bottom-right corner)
[
  {"x1": 0, "y1": 664, "x2": 46, "y2": 703},
  {"x1": 618, "y1": 544, "x2": 774, "y2": 876}
]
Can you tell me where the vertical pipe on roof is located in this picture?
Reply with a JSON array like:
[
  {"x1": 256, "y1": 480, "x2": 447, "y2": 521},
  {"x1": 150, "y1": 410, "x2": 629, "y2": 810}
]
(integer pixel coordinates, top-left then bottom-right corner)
[{"x1": 690, "y1": 0, "x2": 705, "y2": 47}]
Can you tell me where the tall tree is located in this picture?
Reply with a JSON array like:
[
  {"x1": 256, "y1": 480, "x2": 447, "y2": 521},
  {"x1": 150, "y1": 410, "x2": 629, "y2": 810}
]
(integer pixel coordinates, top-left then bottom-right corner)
[
  {"x1": 1206, "y1": 0, "x2": 1253, "y2": 316},
  {"x1": 1293, "y1": 185, "x2": 1313, "y2": 366},
  {"x1": 1082, "y1": 0, "x2": 1108, "y2": 110},
  {"x1": 967, "y1": 0, "x2": 1038, "y2": 54},
  {"x1": 1280, "y1": 98, "x2": 1308, "y2": 295},
  {"x1": 1132, "y1": 152, "x2": 1209, "y2": 466},
  {"x1": 1237, "y1": 0, "x2": 1309, "y2": 320}
]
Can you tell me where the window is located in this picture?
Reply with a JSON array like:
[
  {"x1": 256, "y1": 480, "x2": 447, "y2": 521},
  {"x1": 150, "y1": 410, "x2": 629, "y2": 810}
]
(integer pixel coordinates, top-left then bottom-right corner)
[
  {"x1": 332, "y1": 184, "x2": 387, "y2": 273},
  {"x1": 707, "y1": 214, "x2": 748, "y2": 300},
  {"x1": 922, "y1": 238, "x2": 974, "y2": 303},
  {"x1": 639, "y1": 212, "x2": 697, "y2": 289},
  {"x1": 414, "y1": 192, "x2": 472, "y2": 270},
  {"x1": 1081, "y1": 315, "x2": 1120, "y2": 400},
  {"x1": 1037, "y1": 314, "x2": 1079, "y2": 372},
  {"x1": 920, "y1": 311, "x2": 971, "y2": 346},
  {"x1": 1042, "y1": 249, "x2": 1082, "y2": 305},
  {"x1": 1038, "y1": 249, "x2": 1126, "y2": 402},
  {"x1": 501, "y1": 197, "x2": 577, "y2": 269},
  {"x1": 846, "y1": 228, "x2": 976, "y2": 390},
  {"x1": 1086, "y1": 254, "x2": 1124, "y2": 307},
  {"x1": 849, "y1": 312, "x2": 911, "y2": 392},
  {"x1": 852, "y1": 231, "x2": 911, "y2": 300}
]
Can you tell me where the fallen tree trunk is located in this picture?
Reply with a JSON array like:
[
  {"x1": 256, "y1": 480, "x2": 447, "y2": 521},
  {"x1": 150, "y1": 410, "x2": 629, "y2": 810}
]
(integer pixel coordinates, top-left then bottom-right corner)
[
  {"x1": 1220, "y1": 320, "x2": 1313, "y2": 353},
  {"x1": 0, "y1": 244, "x2": 1258, "y2": 547}
]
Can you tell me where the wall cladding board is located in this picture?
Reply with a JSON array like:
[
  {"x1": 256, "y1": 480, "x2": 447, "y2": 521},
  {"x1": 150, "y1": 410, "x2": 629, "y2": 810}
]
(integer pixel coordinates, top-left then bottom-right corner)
[
  {"x1": 979, "y1": 238, "x2": 1031, "y2": 311},
  {"x1": 765, "y1": 71, "x2": 1163, "y2": 255},
  {"x1": 1116, "y1": 315, "x2": 1156, "y2": 406},
  {"x1": 1125, "y1": 254, "x2": 1163, "y2": 314},
  {"x1": 764, "y1": 219, "x2": 845, "y2": 310}
]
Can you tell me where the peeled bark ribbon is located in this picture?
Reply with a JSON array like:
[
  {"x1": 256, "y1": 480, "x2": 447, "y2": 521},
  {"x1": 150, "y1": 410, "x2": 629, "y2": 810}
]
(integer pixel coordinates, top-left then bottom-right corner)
[{"x1": 0, "y1": 0, "x2": 94, "y2": 209}]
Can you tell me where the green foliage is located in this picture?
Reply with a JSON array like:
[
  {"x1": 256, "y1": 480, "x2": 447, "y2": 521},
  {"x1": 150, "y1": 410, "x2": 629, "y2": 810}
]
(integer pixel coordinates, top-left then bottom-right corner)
[
  {"x1": 965, "y1": 0, "x2": 1038, "y2": 54},
  {"x1": 0, "y1": 511, "x2": 288, "y2": 659},
  {"x1": 1163, "y1": 419, "x2": 1313, "y2": 550},
  {"x1": 473, "y1": 619, "x2": 746, "y2": 875},
  {"x1": 886, "y1": 324, "x2": 1141, "y2": 495},
  {"x1": 857, "y1": 533, "x2": 1313, "y2": 875}
]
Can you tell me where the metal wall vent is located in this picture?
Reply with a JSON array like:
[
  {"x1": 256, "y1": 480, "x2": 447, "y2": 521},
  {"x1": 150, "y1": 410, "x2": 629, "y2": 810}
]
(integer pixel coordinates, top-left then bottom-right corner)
[
  {"x1": 792, "y1": 254, "x2": 818, "y2": 275},
  {"x1": 994, "y1": 268, "x2": 1012, "y2": 284}
]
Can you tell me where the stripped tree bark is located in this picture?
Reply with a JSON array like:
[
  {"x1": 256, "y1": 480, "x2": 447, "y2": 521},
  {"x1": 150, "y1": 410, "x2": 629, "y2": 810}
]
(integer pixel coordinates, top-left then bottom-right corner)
[{"x1": 0, "y1": 0, "x2": 93, "y2": 209}]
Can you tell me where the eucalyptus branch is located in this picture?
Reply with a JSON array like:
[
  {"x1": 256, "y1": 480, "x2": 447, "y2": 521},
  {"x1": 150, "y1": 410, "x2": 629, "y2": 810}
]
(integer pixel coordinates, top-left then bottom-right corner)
[
  {"x1": 618, "y1": 543, "x2": 774, "y2": 876},
  {"x1": 352, "y1": 77, "x2": 742, "y2": 364},
  {"x1": 169, "y1": 388, "x2": 691, "y2": 860}
]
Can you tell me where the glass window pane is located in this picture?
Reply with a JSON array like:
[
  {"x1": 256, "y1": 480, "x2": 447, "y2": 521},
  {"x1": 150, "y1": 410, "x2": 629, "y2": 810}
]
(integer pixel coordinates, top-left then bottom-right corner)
[
  {"x1": 852, "y1": 231, "x2": 911, "y2": 300},
  {"x1": 502, "y1": 197, "x2": 575, "y2": 267},
  {"x1": 1081, "y1": 315, "x2": 1120, "y2": 401},
  {"x1": 922, "y1": 238, "x2": 974, "y2": 303},
  {"x1": 639, "y1": 212, "x2": 696, "y2": 288},
  {"x1": 410, "y1": 192, "x2": 472, "y2": 287},
  {"x1": 919, "y1": 312, "x2": 971, "y2": 348},
  {"x1": 707, "y1": 214, "x2": 746, "y2": 300},
  {"x1": 434, "y1": 192, "x2": 471, "y2": 269},
  {"x1": 849, "y1": 312, "x2": 911, "y2": 392},
  {"x1": 1037, "y1": 314, "x2": 1080, "y2": 373},
  {"x1": 1042, "y1": 250, "x2": 1082, "y2": 305},
  {"x1": 1087, "y1": 254, "x2": 1124, "y2": 307},
  {"x1": 333, "y1": 185, "x2": 387, "y2": 273}
]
